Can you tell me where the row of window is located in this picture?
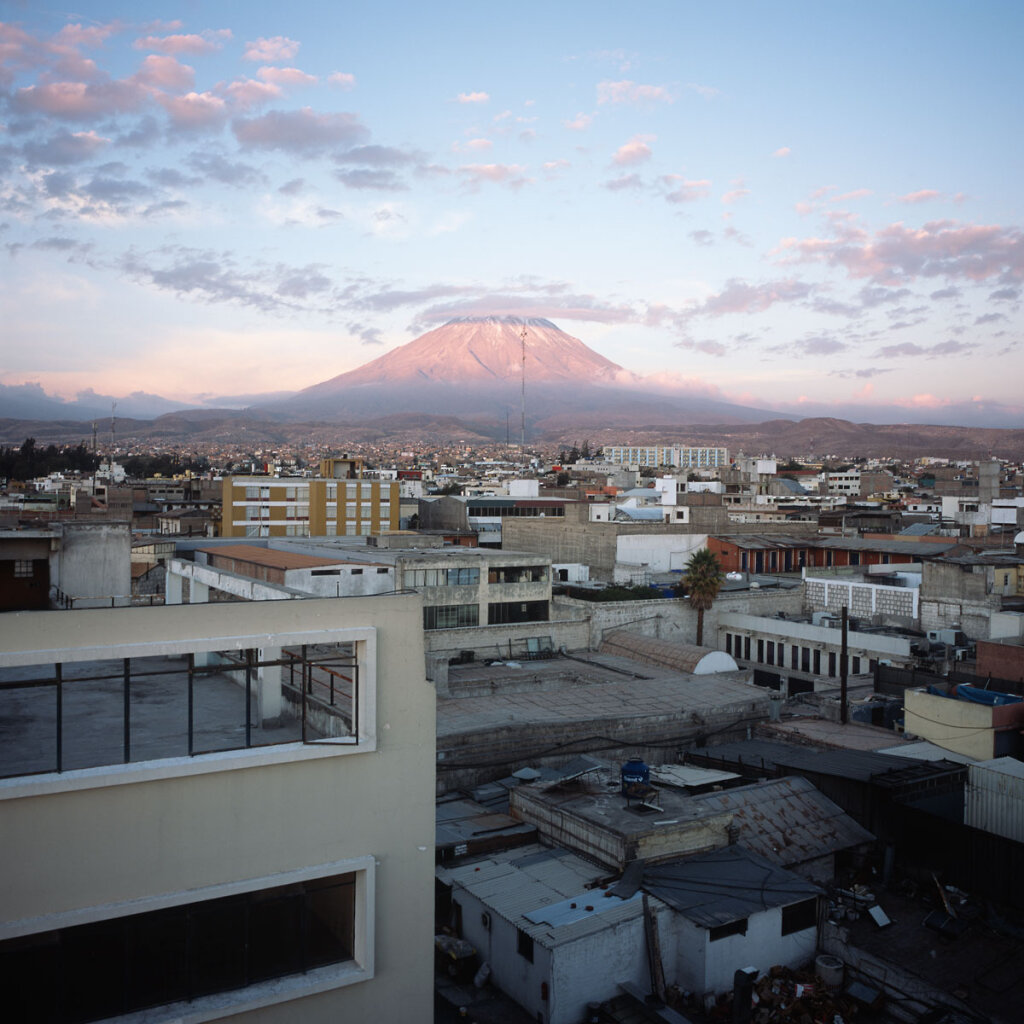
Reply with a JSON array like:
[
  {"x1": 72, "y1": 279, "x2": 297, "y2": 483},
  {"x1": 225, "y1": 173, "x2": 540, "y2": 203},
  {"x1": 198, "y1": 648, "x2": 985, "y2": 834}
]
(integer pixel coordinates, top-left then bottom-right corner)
[
  {"x1": 422, "y1": 601, "x2": 551, "y2": 630},
  {"x1": 725, "y1": 633, "x2": 870, "y2": 676},
  {"x1": 3, "y1": 874, "x2": 355, "y2": 1024},
  {"x1": 708, "y1": 898, "x2": 817, "y2": 942},
  {"x1": 406, "y1": 567, "x2": 480, "y2": 588}
]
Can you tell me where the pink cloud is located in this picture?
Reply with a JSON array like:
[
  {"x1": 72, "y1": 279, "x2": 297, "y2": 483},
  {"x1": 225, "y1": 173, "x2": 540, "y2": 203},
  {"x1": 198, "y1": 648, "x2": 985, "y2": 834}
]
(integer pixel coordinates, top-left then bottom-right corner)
[
  {"x1": 694, "y1": 278, "x2": 813, "y2": 316},
  {"x1": 222, "y1": 78, "x2": 281, "y2": 111},
  {"x1": 597, "y1": 79, "x2": 673, "y2": 104},
  {"x1": 53, "y1": 23, "x2": 117, "y2": 48},
  {"x1": 898, "y1": 189, "x2": 942, "y2": 204},
  {"x1": 563, "y1": 112, "x2": 593, "y2": 131},
  {"x1": 832, "y1": 188, "x2": 873, "y2": 202},
  {"x1": 328, "y1": 71, "x2": 356, "y2": 89},
  {"x1": 23, "y1": 128, "x2": 109, "y2": 165},
  {"x1": 686, "y1": 82, "x2": 719, "y2": 99},
  {"x1": 457, "y1": 91, "x2": 490, "y2": 103},
  {"x1": 135, "y1": 54, "x2": 195, "y2": 91},
  {"x1": 721, "y1": 182, "x2": 750, "y2": 204},
  {"x1": 257, "y1": 66, "x2": 317, "y2": 86},
  {"x1": 455, "y1": 138, "x2": 493, "y2": 152},
  {"x1": 13, "y1": 79, "x2": 145, "y2": 119},
  {"x1": 233, "y1": 107, "x2": 369, "y2": 154},
  {"x1": 133, "y1": 32, "x2": 229, "y2": 56},
  {"x1": 660, "y1": 175, "x2": 711, "y2": 203},
  {"x1": 604, "y1": 174, "x2": 643, "y2": 191},
  {"x1": 775, "y1": 219, "x2": 1024, "y2": 283},
  {"x1": 772, "y1": 146, "x2": 791, "y2": 158},
  {"x1": 612, "y1": 134, "x2": 654, "y2": 166},
  {"x1": 243, "y1": 36, "x2": 300, "y2": 62},
  {"x1": 158, "y1": 91, "x2": 229, "y2": 131},
  {"x1": 458, "y1": 163, "x2": 528, "y2": 188}
]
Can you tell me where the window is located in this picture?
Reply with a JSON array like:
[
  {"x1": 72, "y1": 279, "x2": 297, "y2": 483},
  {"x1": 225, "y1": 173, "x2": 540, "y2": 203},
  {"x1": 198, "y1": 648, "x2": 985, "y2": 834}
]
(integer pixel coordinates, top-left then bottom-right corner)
[
  {"x1": 709, "y1": 918, "x2": 747, "y2": 941},
  {"x1": 351, "y1": 568, "x2": 363, "y2": 576},
  {"x1": 487, "y1": 601, "x2": 549, "y2": 625},
  {"x1": 3, "y1": 873, "x2": 357, "y2": 1023},
  {"x1": 14, "y1": 560, "x2": 33, "y2": 578},
  {"x1": 781, "y1": 898, "x2": 817, "y2": 935},
  {"x1": 376, "y1": 568, "x2": 389, "y2": 575},
  {"x1": 423, "y1": 604, "x2": 479, "y2": 630},
  {"x1": 447, "y1": 567, "x2": 480, "y2": 586},
  {"x1": 516, "y1": 928, "x2": 534, "y2": 962}
]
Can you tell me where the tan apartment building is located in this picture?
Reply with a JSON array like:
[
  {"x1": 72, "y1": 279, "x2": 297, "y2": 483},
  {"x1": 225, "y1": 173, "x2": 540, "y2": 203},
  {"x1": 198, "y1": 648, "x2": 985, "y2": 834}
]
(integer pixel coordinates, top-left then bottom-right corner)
[{"x1": 221, "y1": 476, "x2": 400, "y2": 539}]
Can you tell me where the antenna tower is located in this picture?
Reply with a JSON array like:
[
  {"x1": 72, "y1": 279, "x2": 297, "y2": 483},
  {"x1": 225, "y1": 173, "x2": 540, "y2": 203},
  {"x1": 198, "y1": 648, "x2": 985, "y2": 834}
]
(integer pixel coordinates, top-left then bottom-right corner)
[{"x1": 519, "y1": 324, "x2": 527, "y2": 453}]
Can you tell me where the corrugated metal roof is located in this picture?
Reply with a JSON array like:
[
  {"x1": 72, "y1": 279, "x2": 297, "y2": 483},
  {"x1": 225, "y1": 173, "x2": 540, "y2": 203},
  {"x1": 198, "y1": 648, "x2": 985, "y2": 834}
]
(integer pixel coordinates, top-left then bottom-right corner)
[
  {"x1": 642, "y1": 846, "x2": 821, "y2": 928},
  {"x1": 689, "y1": 739, "x2": 921, "y2": 782},
  {"x1": 650, "y1": 764, "x2": 740, "y2": 788},
  {"x1": 440, "y1": 845, "x2": 645, "y2": 947},
  {"x1": 689, "y1": 776, "x2": 873, "y2": 866}
]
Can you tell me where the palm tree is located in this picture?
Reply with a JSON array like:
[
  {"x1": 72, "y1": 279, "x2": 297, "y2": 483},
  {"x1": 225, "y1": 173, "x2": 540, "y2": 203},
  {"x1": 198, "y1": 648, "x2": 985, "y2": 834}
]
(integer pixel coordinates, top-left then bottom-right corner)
[{"x1": 678, "y1": 548, "x2": 724, "y2": 646}]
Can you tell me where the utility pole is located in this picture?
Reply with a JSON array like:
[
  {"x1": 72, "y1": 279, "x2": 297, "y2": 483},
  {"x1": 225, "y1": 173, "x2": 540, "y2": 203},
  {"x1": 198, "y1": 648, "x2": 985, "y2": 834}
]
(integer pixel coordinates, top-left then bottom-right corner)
[{"x1": 840, "y1": 605, "x2": 849, "y2": 724}]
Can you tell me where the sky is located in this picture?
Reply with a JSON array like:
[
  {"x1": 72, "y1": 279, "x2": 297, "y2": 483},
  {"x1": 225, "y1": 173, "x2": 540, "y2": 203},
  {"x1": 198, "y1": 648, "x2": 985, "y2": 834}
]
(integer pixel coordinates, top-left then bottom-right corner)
[{"x1": 1, "y1": 1, "x2": 1022, "y2": 425}]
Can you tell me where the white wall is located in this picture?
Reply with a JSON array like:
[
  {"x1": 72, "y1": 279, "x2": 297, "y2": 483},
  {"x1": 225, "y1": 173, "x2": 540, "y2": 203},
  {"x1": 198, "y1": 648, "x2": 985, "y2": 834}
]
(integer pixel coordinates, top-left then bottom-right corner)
[{"x1": 616, "y1": 533, "x2": 707, "y2": 573}]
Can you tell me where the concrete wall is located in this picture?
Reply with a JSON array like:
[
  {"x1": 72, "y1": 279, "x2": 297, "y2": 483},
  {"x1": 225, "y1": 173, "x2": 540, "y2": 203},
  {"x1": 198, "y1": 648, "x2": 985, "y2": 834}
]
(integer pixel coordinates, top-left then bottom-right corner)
[
  {"x1": 804, "y1": 574, "x2": 918, "y2": 624},
  {"x1": 52, "y1": 520, "x2": 132, "y2": 608},
  {"x1": 920, "y1": 561, "x2": 1002, "y2": 639},
  {"x1": 0, "y1": 595, "x2": 435, "y2": 1024},
  {"x1": 615, "y1": 533, "x2": 707, "y2": 573},
  {"x1": 904, "y1": 688, "x2": 1024, "y2": 760}
]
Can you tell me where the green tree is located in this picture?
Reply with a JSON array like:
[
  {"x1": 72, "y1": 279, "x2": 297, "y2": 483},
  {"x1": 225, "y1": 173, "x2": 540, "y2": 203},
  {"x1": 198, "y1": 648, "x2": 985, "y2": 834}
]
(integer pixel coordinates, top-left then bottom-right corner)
[{"x1": 676, "y1": 548, "x2": 724, "y2": 646}]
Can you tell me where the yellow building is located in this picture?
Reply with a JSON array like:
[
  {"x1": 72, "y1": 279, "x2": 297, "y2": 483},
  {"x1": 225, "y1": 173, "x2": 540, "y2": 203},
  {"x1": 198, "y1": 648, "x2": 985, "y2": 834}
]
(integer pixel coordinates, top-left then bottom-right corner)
[{"x1": 222, "y1": 476, "x2": 400, "y2": 538}]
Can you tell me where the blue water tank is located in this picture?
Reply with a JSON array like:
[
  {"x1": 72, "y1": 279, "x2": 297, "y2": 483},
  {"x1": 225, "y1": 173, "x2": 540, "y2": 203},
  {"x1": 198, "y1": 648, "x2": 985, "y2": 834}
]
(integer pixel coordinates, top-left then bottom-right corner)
[{"x1": 621, "y1": 759, "x2": 650, "y2": 794}]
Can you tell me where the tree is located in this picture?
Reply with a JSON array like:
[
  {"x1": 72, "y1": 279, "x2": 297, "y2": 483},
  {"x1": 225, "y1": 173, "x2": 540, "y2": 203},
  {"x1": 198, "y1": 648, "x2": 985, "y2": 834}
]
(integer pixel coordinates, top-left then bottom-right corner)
[{"x1": 677, "y1": 548, "x2": 723, "y2": 647}]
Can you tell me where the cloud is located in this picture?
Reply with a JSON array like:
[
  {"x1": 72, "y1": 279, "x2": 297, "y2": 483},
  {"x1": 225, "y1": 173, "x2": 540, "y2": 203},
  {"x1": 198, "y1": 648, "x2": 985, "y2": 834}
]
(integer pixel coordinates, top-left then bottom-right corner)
[
  {"x1": 772, "y1": 146, "x2": 791, "y2": 158},
  {"x1": 692, "y1": 277, "x2": 814, "y2": 316},
  {"x1": 989, "y1": 286, "x2": 1020, "y2": 301},
  {"x1": 257, "y1": 66, "x2": 317, "y2": 87},
  {"x1": 158, "y1": 91, "x2": 229, "y2": 132},
  {"x1": 604, "y1": 174, "x2": 643, "y2": 191},
  {"x1": 53, "y1": 23, "x2": 117, "y2": 48},
  {"x1": 278, "y1": 178, "x2": 305, "y2": 195},
  {"x1": 929, "y1": 285, "x2": 961, "y2": 300},
  {"x1": 832, "y1": 188, "x2": 872, "y2": 202},
  {"x1": 457, "y1": 91, "x2": 490, "y2": 104},
  {"x1": 454, "y1": 138, "x2": 493, "y2": 153},
  {"x1": 974, "y1": 312, "x2": 1005, "y2": 326},
  {"x1": 134, "y1": 54, "x2": 195, "y2": 91},
  {"x1": 133, "y1": 32, "x2": 230, "y2": 56},
  {"x1": 597, "y1": 80, "x2": 673, "y2": 104},
  {"x1": 686, "y1": 83, "x2": 719, "y2": 99},
  {"x1": 874, "y1": 340, "x2": 978, "y2": 359},
  {"x1": 721, "y1": 182, "x2": 750, "y2": 204},
  {"x1": 659, "y1": 175, "x2": 711, "y2": 203},
  {"x1": 339, "y1": 144, "x2": 417, "y2": 166},
  {"x1": 775, "y1": 219, "x2": 1024, "y2": 284},
  {"x1": 898, "y1": 189, "x2": 941, "y2": 204},
  {"x1": 543, "y1": 159, "x2": 570, "y2": 173},
  {"x1": 23, "y1": 129, "x2": 109, "y2": 166},
  {"x1": 563, "y1": 112, "x2": 593, "y2": 131},
  {"x1": 186, "y1": 152, "x2": 265, "y2": 186},
  {"x1": 689, "y1": 229, "x2": 714, "y2": 246},
  {"x1": 612, "y1": 134, "x2": 654, "y2": 166},
  {"x1": 13, "y1": 79, "x2": 146, "y2": 119},
  {"x1": 458, "y1": 163, "x2": 528, "y2": 189},
  {"x1": 233, "y1": 107, "x2": 369, "y2": 154},
  {"x1": 328, "y1": 72, "x2": 356, "y2": 89},
  {"x1": 275, "y1": 265, "x2": 332, "y2": 298},
  {"x1": 857, "y1": 285, "x2": 911, "y2": 307},
  {"x1": 221, "y1": 78, "x2": 281, "y2": 111},
  {"x1": 347, "y1": 321, "x2": 383, "y2": 345},
  {"x1": 675, "y1": 338, "x2": 728, "y2": 356},
  {"x1": 243, "y1": 36, "x2": 300, "y2": 63},
  {"x1": 335, "y1": 168, "x2": 408, "y2": 191},
  {"x1": 796, "y1": 336, "x2": 847, "y2": 355}
]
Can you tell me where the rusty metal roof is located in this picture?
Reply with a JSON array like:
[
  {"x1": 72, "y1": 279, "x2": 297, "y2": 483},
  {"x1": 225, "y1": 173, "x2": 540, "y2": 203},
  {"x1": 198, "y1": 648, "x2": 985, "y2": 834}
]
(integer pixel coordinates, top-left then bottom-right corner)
[
  {"x1": 689, "y1": 776, "x2": 873, "y2": 867},
  {"x1": 200, "y1": 544, "x2": 362, "y2": 571}
]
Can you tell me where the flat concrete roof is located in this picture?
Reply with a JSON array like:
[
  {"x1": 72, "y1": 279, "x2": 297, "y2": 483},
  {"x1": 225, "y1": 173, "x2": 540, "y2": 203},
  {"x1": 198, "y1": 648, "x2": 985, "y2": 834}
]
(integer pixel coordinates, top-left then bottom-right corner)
[{"x1": 200, "y1": 544, "x2": 367, "y2": 571}]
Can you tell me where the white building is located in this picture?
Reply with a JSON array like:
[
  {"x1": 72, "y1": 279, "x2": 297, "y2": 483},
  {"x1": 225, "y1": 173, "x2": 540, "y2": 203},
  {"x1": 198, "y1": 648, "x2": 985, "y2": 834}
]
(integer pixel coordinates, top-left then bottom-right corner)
[
  {"x1": 0, "y1": 593, "x2": 435, "y2": 1023},
  {"x1": 604, "y1": 446, "x2": 729, "y2": 470}
]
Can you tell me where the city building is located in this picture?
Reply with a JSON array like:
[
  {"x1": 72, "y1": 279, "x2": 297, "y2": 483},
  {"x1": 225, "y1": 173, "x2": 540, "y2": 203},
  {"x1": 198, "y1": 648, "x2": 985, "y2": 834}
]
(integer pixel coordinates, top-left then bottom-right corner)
[
  {"x1": 0, "y1": 592, "x2": 435, "y2": 1023},
  {"x1": 221, "y1": 475, "x2": 400, "y2": 539},
  {"x1": 603, "y1": 446, "x2": 729, "y2": 469}
]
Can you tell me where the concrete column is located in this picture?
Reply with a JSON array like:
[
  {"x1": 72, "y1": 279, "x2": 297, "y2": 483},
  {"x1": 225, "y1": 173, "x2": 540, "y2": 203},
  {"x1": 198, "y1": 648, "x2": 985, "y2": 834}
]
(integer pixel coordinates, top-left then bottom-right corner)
[
  {"x1": 189, "y1": 580, "x2": 209, "y2": 604},
  {"x1": 165, "y1": 570, "x2": 183, "y2": 605},
  {"x1": 257, "y1": 646, "x2": 283, "y2": 724}
]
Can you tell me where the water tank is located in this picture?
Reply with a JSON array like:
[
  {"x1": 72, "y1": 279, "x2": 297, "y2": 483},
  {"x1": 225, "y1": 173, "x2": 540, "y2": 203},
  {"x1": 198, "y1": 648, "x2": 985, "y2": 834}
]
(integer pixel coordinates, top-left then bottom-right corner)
[
  {"x1": 815, "y1": 954, "x2": 844, "y2": 990},
  {"x1": 621, "y1": 759, "x2": 650, "y2": 793}
]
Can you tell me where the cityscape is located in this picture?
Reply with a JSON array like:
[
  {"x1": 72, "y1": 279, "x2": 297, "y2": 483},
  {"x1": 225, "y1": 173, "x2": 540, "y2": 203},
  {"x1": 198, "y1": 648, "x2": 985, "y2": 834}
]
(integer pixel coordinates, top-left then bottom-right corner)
[{"x1": 2, "y1": 4, "x2": 1024, "y2": 1024}]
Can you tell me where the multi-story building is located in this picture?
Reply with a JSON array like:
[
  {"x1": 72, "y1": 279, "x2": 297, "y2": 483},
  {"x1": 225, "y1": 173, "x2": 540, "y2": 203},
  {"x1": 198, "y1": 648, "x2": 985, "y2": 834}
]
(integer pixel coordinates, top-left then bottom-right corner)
[
  {"x1": 221, "y1": 476, "x2": 400, "y2": 539},
  {"x1": 0, "y1": 591, "x2": 435, "y2": 1023},
  {"x1": 603, "y1": 446, "x2": 729, "y2": 470}
]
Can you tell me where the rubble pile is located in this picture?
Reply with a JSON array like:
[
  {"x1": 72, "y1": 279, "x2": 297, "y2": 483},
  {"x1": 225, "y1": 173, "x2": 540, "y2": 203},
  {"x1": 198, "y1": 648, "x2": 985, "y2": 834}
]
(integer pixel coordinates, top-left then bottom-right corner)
[{"x1": 721, "y1": 964, "x2": 868, "y2": 1024}]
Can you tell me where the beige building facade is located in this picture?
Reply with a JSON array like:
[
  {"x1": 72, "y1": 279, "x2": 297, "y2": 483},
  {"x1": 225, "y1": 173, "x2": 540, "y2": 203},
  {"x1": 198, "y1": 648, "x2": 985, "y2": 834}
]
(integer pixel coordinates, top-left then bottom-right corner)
[{"x1": 0, "y1": 594, "x2": 434, "y2": 1023}]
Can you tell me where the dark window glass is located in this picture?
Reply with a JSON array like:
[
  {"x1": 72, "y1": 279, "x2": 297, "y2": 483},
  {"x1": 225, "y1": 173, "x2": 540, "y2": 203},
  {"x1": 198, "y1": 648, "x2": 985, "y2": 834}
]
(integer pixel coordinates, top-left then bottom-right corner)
[
  {"x1": 709, "y1": 918, "x2": 747, "y2": 941},
  {"x1": 190, "y1": 897, "x2": 247, "y2": 997},
  {"x1": 517, "y1": 928, "x2": 534, "y2": 962},
  {"x1": 781, "y1": 898, "x2": 817, "y2": 935}
]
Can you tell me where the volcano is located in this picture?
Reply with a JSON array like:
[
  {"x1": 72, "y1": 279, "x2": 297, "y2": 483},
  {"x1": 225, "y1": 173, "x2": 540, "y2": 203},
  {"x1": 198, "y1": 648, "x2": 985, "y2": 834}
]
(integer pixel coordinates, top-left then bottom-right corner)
[{"x1": 262, "y1": 315, "x2": 777, "y2": 431}]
